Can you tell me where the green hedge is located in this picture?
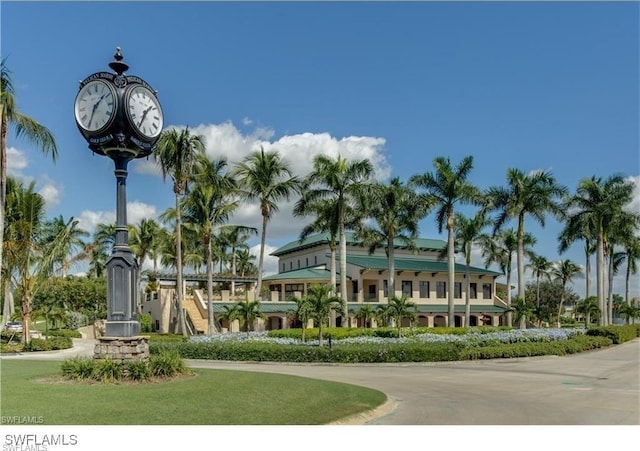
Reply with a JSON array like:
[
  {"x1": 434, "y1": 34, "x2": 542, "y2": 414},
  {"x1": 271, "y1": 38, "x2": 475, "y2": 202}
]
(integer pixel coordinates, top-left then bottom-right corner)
[
  {"x1": 146, "y1": 333, "x2": 189, "y2": 343},
  {"x1": 46, "y1": 329, "x2": 82, "y2": 338},
  {"x1": 150, "y1": 340, "x2": 466, "y2": 363},
  {"x1": 23, "y1": 337, "x2": 73, "y2": 352},
  {"x1": 460, "y1": 335, "x2": 613, "y2": 360},
  {"x1": 586, "y1": 325, "x2": 640, "y2": 344},
  {"x1": 266, "y1": 326, "x2": 512, "y2": 340}
]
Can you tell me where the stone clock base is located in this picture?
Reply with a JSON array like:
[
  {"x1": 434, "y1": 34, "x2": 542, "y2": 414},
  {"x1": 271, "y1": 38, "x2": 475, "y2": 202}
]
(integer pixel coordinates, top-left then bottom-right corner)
[{"x1": 93, "y1": 336, "x2": 150, "y2": 363}]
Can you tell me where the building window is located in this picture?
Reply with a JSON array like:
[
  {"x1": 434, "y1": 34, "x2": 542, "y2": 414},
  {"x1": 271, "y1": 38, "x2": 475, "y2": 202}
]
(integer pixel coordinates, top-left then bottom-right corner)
[
  {"x1": 383, "y1": 280, "x2": 388, "y2": 297},
  {"x1": 368, "y1": 284, "x2": 377, "y2": 300},
  {"x1": 419, "y1": 281, "x2": 430, "y2": 298},
  {"x1": 306, "y1": 258, "x2": 309, "y2": 266},
  {"x1": 282, "y1": 263, "x2": 285, "y2": 272},
  {"x1": 483, "y1": 283, "x2": 492, "y2": 299},
  {"x1": 314, "y1": 256, "x2": 317, "y2": 265},
  {"x1": 436, "y1": 281, "x2": 446, "y2": 298},
  {"x1": 470, "y1": 283, "x2": 477, "y2": 299},
  {"x1": 285, "y1": 283, "x2": 304, "y2": 299},
  {"x1": 297, "y1": 260, "x2": 300, "y2": 269},
  {"x1": 454, "y1": 282, "x2": 462, "y2": 299},
  {"x1": 402, "y1": 280, "x2": 412, "y2": 297}
]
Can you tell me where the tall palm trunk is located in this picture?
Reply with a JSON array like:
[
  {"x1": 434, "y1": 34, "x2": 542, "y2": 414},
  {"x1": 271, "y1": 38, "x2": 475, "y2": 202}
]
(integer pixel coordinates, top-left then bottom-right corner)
[
  {"x1": 205, "y1": 235, "x2": 216, "y2": 335},
  {"x1": 447, "y1": 212, "x2": 455, "y2": 327},
  {"x1": 596, "y1": 230, "x2": 606, "y2": 325},
  {"x1": 516, "y1": 214, "x2": 526, "y2": 301},
  {"x1": 174, "y1": 190, "x2": 186, "y2": 336},
  {"x1": 388, "y1": 236, "x2": 396, "y2": 300},
  {"x1": 465, "y1": 254, "x2": 471, "y2": 327},
  {"x1": 0, "y1": 108, "x2": 7, "y2": 284},
  {"x1": 255, "y1": 213, "x2": 268, "y2": 301},
  {"x1": 584, "y1": 243, "x2": 591, "y2": 299},
  {"x1": 339, "y1": 219, "x2": 348, "y2": 326},
  {"x1": 607, "y1": 250, "x2": 615, "y2": 324}
]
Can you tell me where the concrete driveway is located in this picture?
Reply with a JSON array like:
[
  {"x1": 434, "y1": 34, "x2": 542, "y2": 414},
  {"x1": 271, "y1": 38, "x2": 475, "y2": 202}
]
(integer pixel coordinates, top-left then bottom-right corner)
[{"x1": 3, "y1": 337, "x2": 638, "y2": 425}]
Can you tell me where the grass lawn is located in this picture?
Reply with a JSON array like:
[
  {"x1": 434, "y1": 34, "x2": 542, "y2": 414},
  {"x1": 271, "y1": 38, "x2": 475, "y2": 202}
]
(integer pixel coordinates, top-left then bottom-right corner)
[{"x1": 0, "y1": 360, "x2": 386, "y2": 425}]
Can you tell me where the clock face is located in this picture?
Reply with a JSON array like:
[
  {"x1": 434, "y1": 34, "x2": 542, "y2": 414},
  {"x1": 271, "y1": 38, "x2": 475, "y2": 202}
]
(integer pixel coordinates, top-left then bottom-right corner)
[
  {"x1": 126, "y1": 85, "x2": 163, "y2": 139},
  {"x1": 74, "y1": 80, "x2": 116, "y2": 132}
]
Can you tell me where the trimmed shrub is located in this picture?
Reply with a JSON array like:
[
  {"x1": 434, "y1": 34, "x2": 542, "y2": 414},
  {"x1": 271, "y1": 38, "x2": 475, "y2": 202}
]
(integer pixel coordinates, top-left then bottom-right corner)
[
  {"x1": 586, "y1": 325, "x2": 640, "y2": 344},
  {"x1": 23, "y1": 337, "x2": 72, "y2": 351},
  {"x1": 47, "y1": 329, "x2": 82, "y2": 338},
  {"x1": 146, "y1": 333, "x2": 189, "y2": 343},
  {"x1": 460, "y1": 335, "x2": 612, "y2": 360}
]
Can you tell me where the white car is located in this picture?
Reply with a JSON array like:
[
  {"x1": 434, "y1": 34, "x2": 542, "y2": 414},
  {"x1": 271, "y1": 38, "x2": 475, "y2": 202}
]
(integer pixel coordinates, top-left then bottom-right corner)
[{"x1": 3, "y1": 321, "x2": 23, "y2": 333}]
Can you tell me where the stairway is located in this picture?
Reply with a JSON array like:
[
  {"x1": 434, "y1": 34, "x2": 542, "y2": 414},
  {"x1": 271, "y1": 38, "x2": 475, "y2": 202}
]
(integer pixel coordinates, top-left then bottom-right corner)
[{"x1": 183, "y1": 295, "x2": 209, "y2": 335}]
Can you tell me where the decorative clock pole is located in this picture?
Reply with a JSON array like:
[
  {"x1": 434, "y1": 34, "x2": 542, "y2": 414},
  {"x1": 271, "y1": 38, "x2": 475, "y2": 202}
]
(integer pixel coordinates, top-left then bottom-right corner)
[{"x1": 74, "y1": 48, "x2": 163, "y2": 361}]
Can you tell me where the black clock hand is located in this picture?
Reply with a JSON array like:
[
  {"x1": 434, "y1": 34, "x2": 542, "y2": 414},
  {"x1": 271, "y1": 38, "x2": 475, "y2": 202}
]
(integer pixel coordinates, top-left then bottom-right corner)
[
  {"x1": 88, "y1": 93, "x2": 108, "y2": 128},
  {"x1": 137, "y1": 105, "x2": 154, "y2": 128}
]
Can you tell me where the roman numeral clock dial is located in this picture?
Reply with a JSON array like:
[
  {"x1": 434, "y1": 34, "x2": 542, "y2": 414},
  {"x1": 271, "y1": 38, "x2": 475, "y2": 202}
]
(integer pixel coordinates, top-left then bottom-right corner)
[
  {"x1": 74, "y1": 79, "x2": 116, "y2": 132},
  {"x1": 126, "y1": 85, "x2": 163, "y2": 140}
]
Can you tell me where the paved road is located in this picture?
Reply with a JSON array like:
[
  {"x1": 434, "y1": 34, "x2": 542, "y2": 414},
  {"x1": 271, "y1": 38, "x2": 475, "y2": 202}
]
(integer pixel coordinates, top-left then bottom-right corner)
[{"x1": 3, "y1": 338, "x2": 638, "y2": 425}]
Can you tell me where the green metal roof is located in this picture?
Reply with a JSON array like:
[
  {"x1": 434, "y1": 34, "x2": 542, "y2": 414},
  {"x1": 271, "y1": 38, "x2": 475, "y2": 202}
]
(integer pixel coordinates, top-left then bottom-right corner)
[
  {"x1": 344, "y1": 254, "x2": 502, "y2": 276},
  {"x1": 262, "y1": 267, "x2": 350, "y2": 282},
  {"x1": 209, "y1": 302, "x2": 506, "y2": 314},
  {"x1": 271, "y1": 232, "x2": 446, "y2": 256}
]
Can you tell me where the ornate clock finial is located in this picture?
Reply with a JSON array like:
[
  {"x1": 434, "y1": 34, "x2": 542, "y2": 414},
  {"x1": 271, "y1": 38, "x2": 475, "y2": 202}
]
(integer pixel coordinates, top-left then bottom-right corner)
[{"x1": 109, "y1": 46, "x2": 129, "y2": 75}]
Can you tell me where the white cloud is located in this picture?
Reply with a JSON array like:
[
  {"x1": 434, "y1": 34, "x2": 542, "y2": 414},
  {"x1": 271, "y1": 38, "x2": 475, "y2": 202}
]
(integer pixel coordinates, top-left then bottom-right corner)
[
  {"x1": 38, "y1": 176, "x2": 62, "y2": 209},
  {"x1": 127, "y1": 201, "x2": 158, "y2": 226},
  {"x1": 6, "y1": 147, "x2": 28, "y2": 177},
  {"x1": 250, "y1": 243, "x2": 279, "y2": 277},
  {"x1": 77, "y1": 210, "x2": 115, "y2": 236},
  {"x1": 624, "y1": 175, "x2": 639, "y2": 217}
]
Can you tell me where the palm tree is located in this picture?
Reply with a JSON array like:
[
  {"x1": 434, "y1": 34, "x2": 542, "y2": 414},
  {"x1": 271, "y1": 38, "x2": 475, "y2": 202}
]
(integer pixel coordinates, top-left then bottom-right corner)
[
  {"x1": 289, "y1": 296, "x2": 312, "y2": 342},
  {"x1": 565, "y1": 175, "x2": 634, "y2": 325},
  {"x1": 1, "y1": 60, "x2": 58, "y2": 280},
  {"x1": 550, "y1": 259, "x2": 583, "y2": 327},
  {"x1": 387, "y1": 294, "x2": 417, "y2": 337},
  {"x1": 357, "y1": 177, "x2": 430, "y2": 300},
  {"x1": 42, "y1": 215, "x2": 90, "y2": 277},
  {"x1": 303, "y1": 284, "x2": 341, "y2": 346},
  {"x1": 354, "y1": 304, "x2": 376, "y2": 329},
  {"x1": 575, "y1": 296, "x2": 600, "y2": 328},
  {"x1": 558, "y1": 212, "x2": 597, "y2": 299},
  {"x1": 233, "y1": 147, "x2": 300, "y2": 301},
  {"x1": 621, "y1": 235, "x2": 640, "y2": 306},
  {"x1": 3, "y1": 178, "x2": 50, "y2": 343},
  {"x1": 479, "y1": 228, "x2": 536, "y2": 327},
  {"x1": 453, "y1": 211, "x2": 490, "y2": 327},
  {"x1": 526, "y1": 254, "x2": 552, "y2": 309},
  {"x1": 218, "y1": 224, "x2": 258, "y2": 296},
  {"x1": 485, "y1": 168, "x2": 568, "y2": 306},
  {"x1": 375, "y1": 303, "x2": 392, "y2": 328},
  {"x1": 617, "y1": 302, "x2": 639, "y2": 325},
  {"x1": 183, "y1": 155, "x2": 238, "y2": 335},
  {"x1": 511, "y1": 297, "x2": 532, "y2": 330},
  {"x1": 218, "y1": 304, "x2": 240, "y2": 332},
  {"x1": 409, "y1": 156, "x2": 481, "y2": 327},
  {"x1": 235, "y1": 299, "x2": 264, "y2": 335},
  {"x1": 301, "y1": 154, "x2": 373, "y2": 320},
  {"x1": 129, "y1": 217, "x2": 160, "y2": 310},
  {"x1": 154, "y1": 128, "x2": 206, "y2": 335}
]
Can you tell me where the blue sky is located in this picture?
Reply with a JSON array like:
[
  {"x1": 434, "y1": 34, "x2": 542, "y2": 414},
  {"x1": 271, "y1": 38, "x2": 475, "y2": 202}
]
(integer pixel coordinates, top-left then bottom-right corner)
[{"x1": 2, "y1": 1, "x2": 639, "y2": 298}]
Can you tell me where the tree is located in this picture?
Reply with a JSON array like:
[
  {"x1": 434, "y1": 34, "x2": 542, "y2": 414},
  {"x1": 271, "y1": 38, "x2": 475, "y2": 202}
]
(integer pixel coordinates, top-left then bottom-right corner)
[
  {"x1": 303, "y1": 284, "x2": 341, "y2": 346},
  {"x1": 565, "y1": 175, "x2": 635, "y2": 325},
  {"x1": 511, "y1": 297, "x2": 532, "y2": 329},
  {"x1": 621, "y1": 235, "x2": 640, "y2": 306},
  {"x1": 235, "y1": 299, "x2": 264, "y2": 335},
  {"x1": 410, "y1": 155, "x2": 481, "y2": 327},
  {"x1": 550, "y1": 259, "x2": 583, "y2": 327},
  {"x1": 41, "y1": 215, "x2": 89, "y2": 277},
  {"x1": 233, "y1": 147, "x2": 300, "y2": 301},
  {"x1": 154, "y1": 128, "x2": 206, "y2": 335},
  {"x1": 453, "y1": 211, "x2": 490, "y2": 327},
  {"x1": 617, "y1": 302, "x2": 639, "y2": 325},
  {"x1": 218, "y1": 224, "x2": 258, "y2": 296},
  {"x1": 357, "y1": 177, "x2": 430, "y2": 300},
  {"x1": 387, "y1": 294, "x2": 417, "y2": 337},
  {"x1": 558, "y1": 211, "x2": 596, "y2": 299},
  {"x1": 526, "y1": 254, "x2": 552, "y2": 309},
  {"x1": 1, "y1": 60, "x2": 58, "y2": 285},
  {"x1": 183, "y1": 155, "x2": 238, "y2": 335},
  {"x1": 354, "y1": 304, "x2": 376, "y2": 329},
  {"x1": 129, "y1": 217, "x2": 160, "y2": 311},
  {"x1": 289, "y1": 296, "x2": 312, "y2": 342},
  {"x1": 218, "y1": 304, "x2": 240, "y2": 332},
  {"x1": 3, "y1": 179, "x2": 52, "y2": 343},
  {"x1": 574, "y1": 296, "x2": 600, "y2": 328},
  {"x1": 479, "y1": 228, "x2": 536, "y2": 326},
  {"x1": 486, "y1": 168, "x2": 567, "y2": 309},
  {"x1": 300, "y1": 155, "x2": 373, "y2": 322}
]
